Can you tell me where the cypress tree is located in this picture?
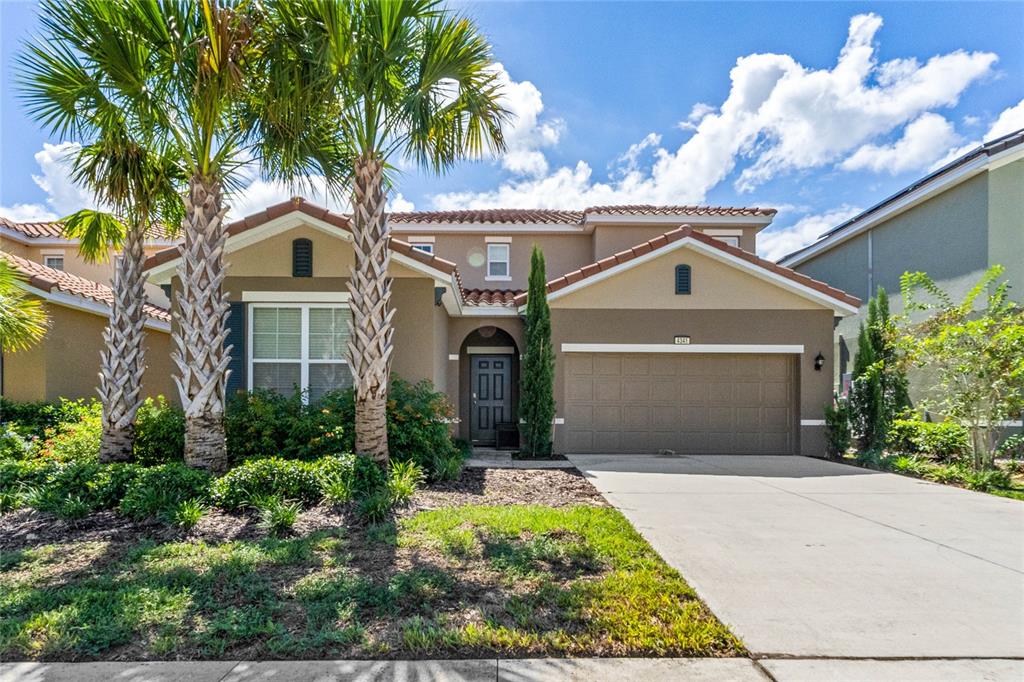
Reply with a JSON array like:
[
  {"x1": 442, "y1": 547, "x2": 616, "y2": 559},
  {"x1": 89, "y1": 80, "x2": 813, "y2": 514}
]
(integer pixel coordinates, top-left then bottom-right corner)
[
  {"x1": 519, "y1": 245, "x2": 556, "y2": 457},
  {"x1": 850, "y1": 321, "x2": 884, "y2": 450}
]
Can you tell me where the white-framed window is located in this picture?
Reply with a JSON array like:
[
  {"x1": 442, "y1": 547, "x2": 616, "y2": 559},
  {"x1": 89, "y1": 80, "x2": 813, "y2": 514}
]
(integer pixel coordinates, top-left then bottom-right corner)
[
  {"x1": 714, "y1": 236, "x2": 740, "y2": 248},
  {"x1": 248, "y1": 303, "x2": 352, "y2": 402},
  {"x1": 43, "y1": 254, "x2": 65, "y2": 270},
  {"x1": 486, "y1": 243, "x2": 510, "y2": 280},
  {"x1": 411, "y1": 243, "x2": 433, "y2": 255}
]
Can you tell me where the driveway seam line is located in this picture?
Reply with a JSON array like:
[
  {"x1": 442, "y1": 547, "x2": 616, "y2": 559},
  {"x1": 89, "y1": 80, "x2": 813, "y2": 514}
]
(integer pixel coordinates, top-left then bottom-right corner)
[
  {"x1": 690, "y1": 456, "x2": 1024, "y2": 575},
  {"x1": 215, "y1": 661, "x2": 242, "y2": 682},
  {"x1": 750, "y1": 658, "x2": 780, "y2": 681}
]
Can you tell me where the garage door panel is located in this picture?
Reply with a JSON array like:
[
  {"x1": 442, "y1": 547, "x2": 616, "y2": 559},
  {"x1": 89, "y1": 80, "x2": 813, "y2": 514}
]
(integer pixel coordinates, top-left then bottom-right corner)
[
  {"x1": 622, "y1": 355, "x2": 650, "y2": 376},
  {"x1": 623, "y1": 380, "x2": 651, "y2": 402},
  {"x1": 651, "y1": 379, "x2": 680, "y2": 402},
  {"x1": 595, "y1": 355, "x2": 621, "y2": 375},
  {"x1": 564, "y1": 352, "x2": 796, "y2": 455},
  {"x1": 567, "y1": 377, "x2": 594, "y2": 401}
]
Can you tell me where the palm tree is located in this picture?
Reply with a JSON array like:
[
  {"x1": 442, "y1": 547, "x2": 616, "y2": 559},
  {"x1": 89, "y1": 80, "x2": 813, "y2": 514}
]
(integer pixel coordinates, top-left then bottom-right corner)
[
  {"x1": 59, "y1": 142, "x2": 184, "y2": 462},
  {"x1": 20, "y1": 0, "x2": 345, "y2": 472},
  {"x1": 0, "y1": 261, "x2": 47, "y2": 353},
  {"x1": 271, "y1": 0, "x2": 508, "y2": 463}
]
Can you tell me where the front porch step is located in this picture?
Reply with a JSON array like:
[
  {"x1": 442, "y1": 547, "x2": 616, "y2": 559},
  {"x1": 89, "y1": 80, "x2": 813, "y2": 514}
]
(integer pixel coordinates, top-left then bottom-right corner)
[{"x1": 466, "y1": 449, "x2": 574, "y2": 470}]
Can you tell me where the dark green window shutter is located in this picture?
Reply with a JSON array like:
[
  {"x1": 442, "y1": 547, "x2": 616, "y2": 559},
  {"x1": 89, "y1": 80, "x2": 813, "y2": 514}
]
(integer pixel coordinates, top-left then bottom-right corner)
[
  {"x1": 225, "y1": 302, "x2": 247, "y2": 396},
  {"x1": 292, "y1": 238, "x2": 313, "y2": 277},
  {"x1": 160, "y1": 284, "x2": 172, "y2": 300},
  {"x1": 675, "y1": 264, "x2": 692, "y2": 295}
]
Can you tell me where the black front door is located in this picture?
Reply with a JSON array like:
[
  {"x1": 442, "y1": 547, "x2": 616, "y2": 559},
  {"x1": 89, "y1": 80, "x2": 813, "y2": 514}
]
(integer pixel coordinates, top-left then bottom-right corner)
[{"x1": 471, "y1": 354, "x2": 512, "y2": 444}]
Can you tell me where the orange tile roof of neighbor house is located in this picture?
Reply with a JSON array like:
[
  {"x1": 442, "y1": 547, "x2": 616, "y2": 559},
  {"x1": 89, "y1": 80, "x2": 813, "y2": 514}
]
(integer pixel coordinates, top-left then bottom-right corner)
[
  {"x1": 513, "y1": 225, "x2": 861, "y2": 308},
  {"x1": 1, "y1": 216, "x2": 174, "y2": 242},
  {"x1": 463, "y1": 288, "x2": 522, "y2": 306},
  {"x1": 389, "y1": 204, "x2": 777, "y2": 225},
  {"x1": 2, "y1": 252, "x2": 171, "y2": 323}
]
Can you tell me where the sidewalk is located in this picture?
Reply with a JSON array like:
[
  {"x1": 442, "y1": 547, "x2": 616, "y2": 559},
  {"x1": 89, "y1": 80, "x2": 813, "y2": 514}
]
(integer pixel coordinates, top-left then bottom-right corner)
[{"x1": 4, "y1": 657, "x2": 1024, "y2": 681}]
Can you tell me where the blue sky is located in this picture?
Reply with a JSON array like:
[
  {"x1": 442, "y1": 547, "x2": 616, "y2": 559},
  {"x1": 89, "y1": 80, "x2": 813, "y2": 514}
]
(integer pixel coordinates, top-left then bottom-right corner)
[{"x1": 1, "y1": 1, "x2": 1022, "y2": 259}]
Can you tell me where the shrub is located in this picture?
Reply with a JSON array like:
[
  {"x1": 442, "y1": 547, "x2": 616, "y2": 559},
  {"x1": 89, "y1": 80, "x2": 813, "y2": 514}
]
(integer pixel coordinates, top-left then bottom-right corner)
[
  {"x1": 0, "y1": 427, "x2": 37, "y2": 460},
  {"x1": 134, "y1": 397, "x2": 185, "y2": 464},
  {"x1": 387, "y1": 460, "x2": 425, "y2": 506},
  {"x1": 172, "y1": 499, "x2": 207, "y2": 530},
  {"x1": 19, "y1": 460, "x2": 139, "y2": 517},
  {"x1": 319, "y1": 379, "x2": 458, "y2": 478},
  {"x1": 210, "y1": 456, "x2": 349, "y2": 510},
  {"x1": 350, "y1": 455, "x2": 388, "y2": 501},
  {"x1": 887, "y1": 419, "x2": 969, "y2": 461},
  {"x1": 35, "y1": 401, "x2": 103, "y2": 462},
  {"x1": 119, "y1": 463, "x2": 211, "y2": 520},
  {"x1": 962, "y1": 468, "x2": 1012, "y2": 492},
  {"x1": 358, "y1": 490, "x2": 392, "y2": 524},
  {"x1": 255, "y1": 494, "x2": 301, "y2": 536},
  {"x1": 431, "y1": 449, "x2": 465, "y2": 482},
  {"x1": 996, "y1": 433, "x2": 1024, "y2": 460},
  {"x1": 0, "y1": 398, "x2": 86, "y2": 439},
  {"x1": 823, "y1": 397, "x2": 851, "y2": 459}
]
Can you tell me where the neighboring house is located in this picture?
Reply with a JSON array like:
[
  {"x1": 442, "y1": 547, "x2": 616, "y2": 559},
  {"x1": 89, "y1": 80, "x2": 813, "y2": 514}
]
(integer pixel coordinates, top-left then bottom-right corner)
[
  {"x1": 0, "y1": 218, "x2": 176, "y2": 402},
  {"x1": 139, "y1": 198, "x2": 859, "y2": 456},
  {"x1": 779, "y1": 128, "x2": 1024, "y2": 393}
]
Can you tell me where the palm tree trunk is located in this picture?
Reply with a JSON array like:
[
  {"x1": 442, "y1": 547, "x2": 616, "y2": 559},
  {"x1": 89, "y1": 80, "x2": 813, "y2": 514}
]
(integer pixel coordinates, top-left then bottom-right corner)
[
  {"x1": 173, "y1": 175, "x2": 231, "y2": 473},
  {"x1": 97, "y1": 226, "x2": 147, "y2": 463},
  {"x1": 347, "y1": 155, "x2": 394, "y2": 465}
]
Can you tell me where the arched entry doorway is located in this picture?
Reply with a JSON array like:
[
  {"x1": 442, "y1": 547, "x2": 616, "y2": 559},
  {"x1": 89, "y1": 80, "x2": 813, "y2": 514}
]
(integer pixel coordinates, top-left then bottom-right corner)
[{"x1": 459, "y1": 326, "x2": 519, "y2": 447}]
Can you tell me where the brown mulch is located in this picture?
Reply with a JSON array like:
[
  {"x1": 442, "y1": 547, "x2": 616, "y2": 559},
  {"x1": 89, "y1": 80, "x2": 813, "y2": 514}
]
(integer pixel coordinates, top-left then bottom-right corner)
[{"x1": 0, "y1": 467, "x2": 606, "y2": 552}]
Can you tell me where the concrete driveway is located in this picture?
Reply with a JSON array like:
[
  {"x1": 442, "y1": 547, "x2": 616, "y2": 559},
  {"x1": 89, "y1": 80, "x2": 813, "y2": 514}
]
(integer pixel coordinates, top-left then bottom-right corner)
[{"x1": 568, "y1": 454, "x2": 1024, "y2": 660}]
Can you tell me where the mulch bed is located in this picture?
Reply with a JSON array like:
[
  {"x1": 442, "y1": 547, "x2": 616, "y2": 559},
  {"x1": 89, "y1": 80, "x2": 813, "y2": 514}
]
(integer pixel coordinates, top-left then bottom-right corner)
[{"x1": 0, "y1": 467, "x2": 605, "y2": 552}]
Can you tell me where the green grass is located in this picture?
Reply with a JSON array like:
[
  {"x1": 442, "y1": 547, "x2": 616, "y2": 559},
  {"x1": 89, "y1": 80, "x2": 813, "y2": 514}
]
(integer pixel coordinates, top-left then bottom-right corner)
[{"x1": 0, "y1": 506, "x2": 740, "y2": 660}]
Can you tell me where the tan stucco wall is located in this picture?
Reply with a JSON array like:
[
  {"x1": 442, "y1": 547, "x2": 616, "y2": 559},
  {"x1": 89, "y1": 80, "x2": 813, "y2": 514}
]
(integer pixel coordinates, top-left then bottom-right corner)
[
  {"x1": 592, "y1": 223, "x2": 759, "y2": 260},
  {"x1": 427, "y1": 234, "x2": 592, "y2": 291},
  {"x1": 211, "y1": 223, "x2": 448, "y2": 393},
  {"x1": 14, "y1": 243, "x2": 171, "y2": 307},
  {"x1": 548, "y1": 308, "x2": 836, "y2": 456},
  {"x1": 2, "y1": 301, "x2": 175, "y2": 403},
  {"x1": 551, "y1": 246, "x2": 821, "y2": 310}
]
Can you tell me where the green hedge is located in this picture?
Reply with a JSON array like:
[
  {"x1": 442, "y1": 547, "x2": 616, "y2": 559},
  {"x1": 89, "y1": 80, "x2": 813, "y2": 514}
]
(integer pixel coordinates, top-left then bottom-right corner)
[{"x1": 887, "y1": 419, "x2": 970, "y2": 461}]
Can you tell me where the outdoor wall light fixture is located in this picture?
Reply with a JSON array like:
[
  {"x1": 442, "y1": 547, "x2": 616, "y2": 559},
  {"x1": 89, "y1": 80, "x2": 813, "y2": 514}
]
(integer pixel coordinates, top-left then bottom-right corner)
[{"x1": 814, "y1": 352, "x2": 825, "y2": 371}]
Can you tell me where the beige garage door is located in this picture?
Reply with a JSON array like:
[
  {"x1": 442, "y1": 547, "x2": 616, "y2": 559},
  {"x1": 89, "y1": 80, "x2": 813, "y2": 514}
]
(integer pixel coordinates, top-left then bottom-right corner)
[{"x1": 564, "y1": 353, "x2": 797, "y2": 454}]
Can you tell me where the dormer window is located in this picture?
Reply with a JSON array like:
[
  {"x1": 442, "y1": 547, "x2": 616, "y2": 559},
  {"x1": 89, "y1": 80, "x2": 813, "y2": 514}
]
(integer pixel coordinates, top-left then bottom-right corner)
[
  {"x1": 675, "y1": 264, "x2": 692, "y2": 295},
  {"x1": 292, "y1": 238, "x2": 313, "y2": 277}
]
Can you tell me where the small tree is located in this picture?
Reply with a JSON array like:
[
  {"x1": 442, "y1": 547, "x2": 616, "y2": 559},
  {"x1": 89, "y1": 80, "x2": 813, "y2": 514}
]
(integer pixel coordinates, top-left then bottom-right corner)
[
  {"x1": 849, "y1": 321, "x2": 884, "y2": 450},
  {"x1": 900, "y1": 266, "x2": 1024, "y2": 469},
  {"x1": 849, "y1": 286, "x2": 909, "y2": 450},
  {"x1": 823, "y1": 395, "x2": 851, "y2": 459},
  {"x1": 519, "y1": 245, "x2": 556, "y2": 457}
]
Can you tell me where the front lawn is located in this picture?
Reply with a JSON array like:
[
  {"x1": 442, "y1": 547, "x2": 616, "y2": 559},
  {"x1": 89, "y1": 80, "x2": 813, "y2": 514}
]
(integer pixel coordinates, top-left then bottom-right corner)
[{"x1": 0, "y1": 469, "x2": 741, "y2": 661}]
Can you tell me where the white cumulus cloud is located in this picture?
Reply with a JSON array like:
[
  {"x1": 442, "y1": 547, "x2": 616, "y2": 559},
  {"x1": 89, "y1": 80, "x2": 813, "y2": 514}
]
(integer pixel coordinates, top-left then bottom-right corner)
[
  {"x1": 931, "y1": 97, "x2": 1024, "y2": 168},
  {"x1": 490, "y1": 63, "x2": 564, "y2": 177},
  {"x1": 759, "y1": 205, "x2": 863, "y2": 261},
  {"x1": 431, "y1": 13, "x2": 998, "y2": 210},
  {"x1": 0, "y1": 142, "x2": 100, "y2": 222},
  {"x1": 840, "y1": 113, "x2": 959, "y2": 174}
]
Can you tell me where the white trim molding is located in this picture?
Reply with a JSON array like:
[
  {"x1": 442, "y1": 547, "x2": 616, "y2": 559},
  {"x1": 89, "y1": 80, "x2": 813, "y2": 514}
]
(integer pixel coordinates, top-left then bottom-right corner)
[
  {"x1": 447, "y1": 354, "x2": 460, "y2": 361},
  {"x1": 484, "y1": 235, "x2": 512, "y2": 243},
  {"x1": 242, "y1": 291, "x2": 351, "y2": 303},
  {"x1": 560, "y1": 343, "x2": 804, "y2": 354},
  {"x1": 702, "y1": 229, "x2": 744, "y2": 236},
  {"x1": 466, "y1": 346, "x2": 515, "y2": 354},
  {"x1": 800, "y1": 420, "x2": 827, "y2": 426},
  {"x1": 20, "y1": 283, "x2": 171, "y2": 332},
  {"x1": 407, "y1": 235, "x2": 435, "y2": 243}
]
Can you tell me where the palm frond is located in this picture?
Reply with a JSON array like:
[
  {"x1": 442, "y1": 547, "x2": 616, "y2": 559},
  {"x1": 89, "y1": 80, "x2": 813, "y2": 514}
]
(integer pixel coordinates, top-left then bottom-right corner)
[
  {"x1": 60, "y1": 210, "x2": 127, "y2": 263},
  {"x1": 0, "y1": 261, "x2": 48, "y2": 353}
]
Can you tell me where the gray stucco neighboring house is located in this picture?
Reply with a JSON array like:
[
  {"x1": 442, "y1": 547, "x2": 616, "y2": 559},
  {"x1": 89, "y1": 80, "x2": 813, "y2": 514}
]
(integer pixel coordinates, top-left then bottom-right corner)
[{"x1": 779, "y1": 128, "x2": 1024, "y2": 402}]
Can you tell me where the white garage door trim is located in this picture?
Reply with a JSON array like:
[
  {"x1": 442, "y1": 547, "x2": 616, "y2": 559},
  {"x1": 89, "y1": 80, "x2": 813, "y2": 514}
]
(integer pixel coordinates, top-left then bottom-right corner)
[{"x1": 561, "y1": 343, "x2": 804, "y2": 354}]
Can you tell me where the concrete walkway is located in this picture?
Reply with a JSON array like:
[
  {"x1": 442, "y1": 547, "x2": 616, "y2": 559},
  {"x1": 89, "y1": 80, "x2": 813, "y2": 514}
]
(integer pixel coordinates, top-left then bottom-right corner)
[
  {"x1": 568, "y1": 454, "x2": 1024, "y2": 661},
  {"x1": 5, "y1": 657, "x2": 1024, "y2": 681}
]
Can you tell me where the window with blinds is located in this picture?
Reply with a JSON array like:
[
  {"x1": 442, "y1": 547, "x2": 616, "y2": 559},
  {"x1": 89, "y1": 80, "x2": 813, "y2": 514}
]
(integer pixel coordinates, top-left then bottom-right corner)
[{"x1": 249, "y1": 304, "x2": 352, "y2": 401}]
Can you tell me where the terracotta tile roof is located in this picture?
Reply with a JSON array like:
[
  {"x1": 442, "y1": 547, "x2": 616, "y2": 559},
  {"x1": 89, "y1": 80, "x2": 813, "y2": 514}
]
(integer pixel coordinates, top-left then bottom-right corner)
[
  {"x1": 463, "y1": 288, "x2": 522, "y2": 307},
  {"x1": 389, "y1": 204, "x2": 776, "y2": 225},
  {"x1": 390, "y1": 208, "x2": 583, "y2": 225},
  {"x1": 2, "y1": 252, "x2": 171, "y2": 323},
  {"x1": 513, "y1": 225, "x2": 860, "y2": 309},
  {"x1": 585, "y1": 204, "x2": 776, "y2": 217},
  {"x1": 1, "y1": 216, "x2": 175, "y2": 242}
]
